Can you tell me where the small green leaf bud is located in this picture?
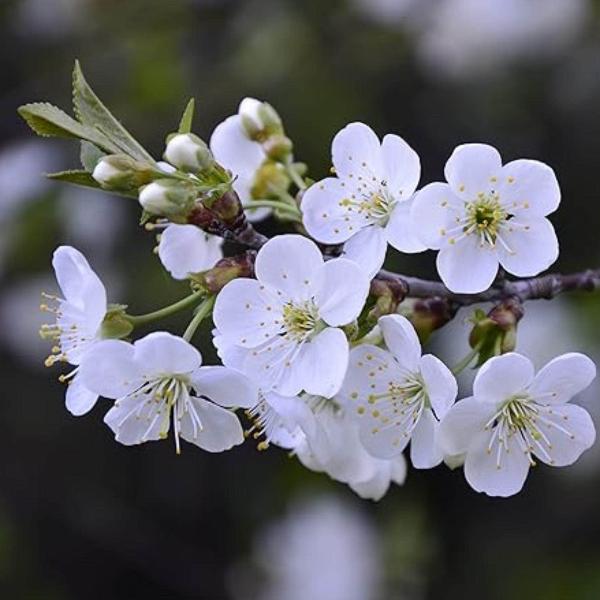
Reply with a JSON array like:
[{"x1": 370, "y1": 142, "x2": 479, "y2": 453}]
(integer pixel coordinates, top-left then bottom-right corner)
[{"x1": 164, "y1": 133, "x2": 214, "y2": 173}]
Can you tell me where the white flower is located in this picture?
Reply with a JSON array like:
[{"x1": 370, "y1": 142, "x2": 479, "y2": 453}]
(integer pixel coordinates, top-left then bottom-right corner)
[
  {"x1": 157, "y1": 224, "x2": 223, "y2": 280},
  {"x1": 209, "y1": 99, "x2": 271, "y2": 221},
  {"x1": 79, "y1": 331, "x2": 258, "y2": 452},
  {"x1": 411, "y1": 143, "x2": 560, "y2": 293},
  {"x1": 339, "y1": 314, "x2": 457, "y2": 468},
  {"x1": 40, "y1": 246, "x2": 107, "y2": 416},
  {"x1": 438, "y1": 352, "x2": 597, "y2": 497},
  {"x1": 213, "y1": 235, "x2": 369, "y2": 397},
  {"x1": 301, "y1": 122, "x2": 424, "y2": 278}
]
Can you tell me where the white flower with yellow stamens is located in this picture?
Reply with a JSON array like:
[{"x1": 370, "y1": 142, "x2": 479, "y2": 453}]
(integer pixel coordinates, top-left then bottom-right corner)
[
  {"x1": 411, "y1": 143, "x2": 560, "y2": 293},
  {"x1": 301, "y1": 122, "x2": 425, "y2": 278},
  {"x1": 40, "y1": 246, "x2": 108, "y2": 416},
  {"x1": 79, "y1": 331, "x2": 257, "y2": 452},
  {"x1": 438, "y1": 352, "x2": 596, "y2": 497},
  {"x1": 213, "y1": 234, "x2": 369, "y2": 398},
  {"x1": 339, "y1": 314, "x2": 457, "y2": 469}
]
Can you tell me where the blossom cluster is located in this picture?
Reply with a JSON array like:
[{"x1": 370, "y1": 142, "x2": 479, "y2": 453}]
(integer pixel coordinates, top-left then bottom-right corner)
[{"x1": 27, "y1": 68, "x2": 597, "y2": 499}]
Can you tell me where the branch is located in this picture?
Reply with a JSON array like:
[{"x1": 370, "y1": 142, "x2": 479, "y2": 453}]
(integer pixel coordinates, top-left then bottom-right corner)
[{"x1": 377, "y1": 268, "x2": 600, "y2": 306}]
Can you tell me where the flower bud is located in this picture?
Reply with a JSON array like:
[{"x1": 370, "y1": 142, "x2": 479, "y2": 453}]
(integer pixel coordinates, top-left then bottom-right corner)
[
  {"x1": 468, "y1": 297, "x2": 524, "y2": 366},
  {"x1": 92, "y1": 154, "x2": 154, "y2": 191},
  {"x1": 239, "y1": 98, "x2": 283, "y2": 140},
  {"x1": 164, "y1": 133, "x2": 214, "y2": 173},
  {"x1": 250, "y1": 162, "x2": 290, "y2": 199},
  {"x1": 139, "y1": 179, "x2": 195, "y2": 218},
  {"x1": 262, "y1": 134, "x2": 293, "y2": 161},
  {"x1": 409, "y1": 297, "x2": 454, "y2": 343}
]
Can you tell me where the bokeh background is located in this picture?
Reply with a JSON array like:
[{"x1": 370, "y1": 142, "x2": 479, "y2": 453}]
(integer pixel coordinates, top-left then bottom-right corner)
[{"x1": 2, "y1": 0, "x2": 600, "y2": 598}]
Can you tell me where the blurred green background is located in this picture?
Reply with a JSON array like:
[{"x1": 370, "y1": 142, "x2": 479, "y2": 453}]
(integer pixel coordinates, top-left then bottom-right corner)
[{"x1": 2, "y1": 0, "x2": 600, "y2": 598}]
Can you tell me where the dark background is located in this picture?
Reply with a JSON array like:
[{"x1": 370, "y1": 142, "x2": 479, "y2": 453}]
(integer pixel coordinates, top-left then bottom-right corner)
[{"x1": 2, "y1": 0, "x2": 600, "y2": 598}]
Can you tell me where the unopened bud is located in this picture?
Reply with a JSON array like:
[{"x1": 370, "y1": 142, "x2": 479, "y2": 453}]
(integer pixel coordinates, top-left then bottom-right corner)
[
  {"x1": 92, "y1": 155, "x2": 154, "y2": 191},
  {"x1": 250, "y1": 162, "x2": 290, "y2": 199},
  {"x1": 164, "y1": 133, "x2": 214, "y2": 173},
  {"x1": 139, "y1": 179, "x2": 195, "y2": 218},
  {"x1": 262, "y1": 134, "x2": 293, "y2": 161},
  {"x1": 239, "y1": 97, "x2": 283, "y2": 140}
]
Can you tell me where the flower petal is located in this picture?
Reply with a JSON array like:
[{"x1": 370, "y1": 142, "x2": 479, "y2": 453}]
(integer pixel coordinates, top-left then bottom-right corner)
[
  {"x1": 332, "y1": 122, "x2": 383, "y2": 181},
  {"x1": 534, "y1": 403, "x2": 595, "y2": 467},
  {"x1": 190, "y1": 365, "x2": 258, "y2": 409},
  {"x1": 473, "y1": 353, "x2": 535, "y2": 404},
  {"x1": 410, "y1": 408, "x2": 443, "y2": 469},
  {"x1": 444, "y1": 143, "x2": 502, "y2": 198},
  {"x1": 349, "y1": 462, "x2": 392, "y2": 501},
  {"x1": 410, "y1": 182, "x2": 463, "y2": 249},
  {"x1": 103, "y1": 394, "x2": 165, "y2": 446},
  {"x1": 158, "y1": 224, "x2": 223, "y2": 280},
  {"x1": 497, "y1": 159, "x2": 560, "y2": 217},
  {"x1": 419, "y1": 354, "x2": 457, "y2": 419},
  {"x1": 530, "y1": 353, "x2": 597, "y2": 405},
  {"x1": 464, "y1": 430, "x2": 531, "y2": 497},
  {"x1": 213, "y1": 278, "x2": 284, "y2": 347},
  {"x1": 342, "y1": 225, "x2": 388, "y2": 278},
  {"x1": 436, "y1": 235, "x2": 499, "y2": 293},
  {"x1": 386, "y1": 197, "x2": 427, "y2": 254},
  {"x1": 301, "y1": 328, "x2": 349, "y2": 398},
  {"x1": 79, "y1": 340, "x2": 142, "y2": 399},
  {"x1": 65, "y1": 373, "x2": 99, "y2": 416},
  {"x1": 254, "y1": 234, "x2": 324, "y2": 301},
  {"x1": 381, "y1": 133, "x2": 420, "y2": 198},
  {"x1": 133, "y1": 331, "x2": 201, "y2": 376},
  {"x1": 379, "y1": 314, "x2": 422, "y2": 372},
  {"x1": 301, "y1": 177, "x2": 364, "y2": 244},
  {"x1": 315, "y1": 258, "x2": 370, "y2": 326},
  {"x1": 179, "y1": 397, "x2": 244, "y2": 452},
  {"x1": 497, "y1": 218, "x2": 558, "y2": 277},
  {"x1": 438, "y1": 397, "x2": 493, "y2": 456}
]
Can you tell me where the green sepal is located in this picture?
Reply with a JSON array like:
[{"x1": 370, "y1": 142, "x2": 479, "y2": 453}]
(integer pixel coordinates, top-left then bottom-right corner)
[
  {"x1": 178, "y1": 98, "x2": 196, "y2": 134},
  {"x1": 101, "y1": 304, "x2": 134, "y2": 339}
]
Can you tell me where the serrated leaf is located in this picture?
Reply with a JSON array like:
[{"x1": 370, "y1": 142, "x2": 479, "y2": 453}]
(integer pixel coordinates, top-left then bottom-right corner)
[
  {"x1": 72, "y1": 60, "x2": 154, "y2": 163},
  {"x1": 80, "y1": 141, "x2": 106, "y2": 172},
  {"x1": 178, "y1": 98, "x2": 195, "y2": 134}
]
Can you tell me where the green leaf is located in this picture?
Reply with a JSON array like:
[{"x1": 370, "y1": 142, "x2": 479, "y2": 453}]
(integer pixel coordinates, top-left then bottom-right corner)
[
  {"x1": 80, "y1": 141, "x2": 106, "y2": 172},
  {"x1": 46, "y1": 170, "x2": 138, "y2": 198},
  {"x1": 178, "y1": 98, "x2": 195, "y2": 134},
  {"x1": 72, "y1": 60, "x2": 154, "y2": 163}
]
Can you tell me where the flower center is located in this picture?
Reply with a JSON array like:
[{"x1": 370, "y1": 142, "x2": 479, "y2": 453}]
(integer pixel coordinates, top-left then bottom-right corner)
[
  {"x1": 282, "y1": 300, "x2": 321, "y2": 342},
  {"x1": 339, "y1": 187, "x2": 394, "y2": 225},
  {"x1": 465, "y1": 193, "x2": 507, "y2": 245}
]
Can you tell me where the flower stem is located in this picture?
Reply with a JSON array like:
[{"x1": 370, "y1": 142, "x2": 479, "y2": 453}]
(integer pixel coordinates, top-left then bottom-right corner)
[
  {"x1": 126, "y1": 290, "x2": 205, "y2": 327},
  {"x1": 246, "y1": 199, "x2": 300, "y2": 215},
  {"x1": 183, "y1": 295, "x2": 215, "y2": 342},
  {"x1": 284, "y1": 157, "x2": 307, "y2": 190},
  {"x1": 451, "y1": 345, "x2": 480, "y2": 375}
]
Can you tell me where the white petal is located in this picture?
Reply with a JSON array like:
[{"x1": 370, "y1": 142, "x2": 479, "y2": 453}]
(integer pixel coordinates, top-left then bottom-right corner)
[
  {"x1": 534, "y1": 403, "x2": 596, "y2": 467},
  {"x1": 133, "y1": 332, "x2": 201, "y2": 376},
  {"x1": 497, "y1": 159, "x2": 560, "y2": 217},
  {"x1": 530, "y1": 353, "x2": 597, "y2": 405},
  {"x1": 381, "y1": 133, "x2": 420, "y2": 198},
  {"x1": 390, "y1": 454, "x2": 408, "y2": 485},
  {"x1": 190, "y1": 366, "x2": 258, "y2": 409},
  {"x1": 254, "y1": 234, "x2": 324, "y2": 301},
  {"x1": 464, "y1": 430, "x2": 531, "y2": 497},
  {"x1": 386, "y1": 197, "x2": 427, "y2": 254},
  {"x1": 209, "y1": 114, "x2": 265, "y2": 177},
  {"x1": 65, "y1": 373, "x2": 99, "y2": 416},
  {"x1": 103, "y1": 395, "x2": 165, "y2": 446},
  {"x1": 315, "y1": 258, "x2": 370, "y2": 326},
  {"x1": 332, "y1": 122, "x2": 383, "y2": 181},
  {"x1": 158, "y1": 224, "x2": 223, "y2": 280},
  {"x1": 410, "y1": 182, "x2": 463, "y2": 249},
  {"x1": 379, "y1": 314, "x2": 422, "y2": 372},
  {"x1": 301, "y1": 177, "x2": 364, "y2": 244},
  {"x1": 444, "y1": 143, "x2": 502, "y2": 198},
  {"x1": 497, "y1": 218, "x2": 558, "y2": 277},
  {"x1": 437, "y1": 397, "x2": 493, "y2": 456},
  {"x1": 342, "y1": 225, "x2": 388, "y2": 278},
  {"x1": 473, "y1": 353, "x2": 535, "y2": 404},
  {"x1": 436, "y1": 235, "x2": 499, "y2": 293},
  {"x1": 410, "y1": 408, "x2": 443, "y2": 469},
  {"x1": 79, "y1": 340, "x2": 142, "y2": 399},
  {"x1": 213, "y1": 278, "x2": 284, "y2": 347},
  {"x1": 179, "y1": 397, "x2": 244, "y2": 452},
  {"x1": 52, "y1": 245, "x2": 106, "y2": 327},
  {"x1": 349, "y1": 462, "x2": 392, "y2": 501},
  {"x1": 301, "y1": 328, "x2": 349, "y2": 398},
  {"x1": 419, "y1": 354, "x2": 457, "y2": 419}
]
